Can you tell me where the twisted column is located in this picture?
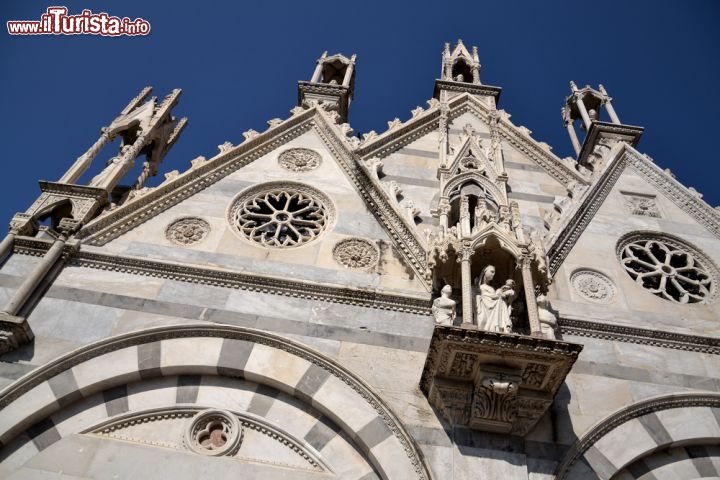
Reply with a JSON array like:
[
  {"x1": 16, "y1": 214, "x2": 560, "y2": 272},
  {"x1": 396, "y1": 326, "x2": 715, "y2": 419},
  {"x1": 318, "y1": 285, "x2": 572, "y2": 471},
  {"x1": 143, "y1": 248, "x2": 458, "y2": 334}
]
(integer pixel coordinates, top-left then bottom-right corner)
[{"x1": 59, "y1": 130, "x2": 112, "y2": 184}]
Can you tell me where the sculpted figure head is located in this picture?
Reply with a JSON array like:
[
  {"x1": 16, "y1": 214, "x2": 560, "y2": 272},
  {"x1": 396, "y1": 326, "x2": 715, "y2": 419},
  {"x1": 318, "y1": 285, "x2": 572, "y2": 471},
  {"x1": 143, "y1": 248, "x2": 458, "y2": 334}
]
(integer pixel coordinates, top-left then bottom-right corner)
[
  {"x1": 480, "y1": 265, "x2": 496, "y2": 285},
  {"x1": 441, "y1": 285, "x2": 453, "y2": 297}
]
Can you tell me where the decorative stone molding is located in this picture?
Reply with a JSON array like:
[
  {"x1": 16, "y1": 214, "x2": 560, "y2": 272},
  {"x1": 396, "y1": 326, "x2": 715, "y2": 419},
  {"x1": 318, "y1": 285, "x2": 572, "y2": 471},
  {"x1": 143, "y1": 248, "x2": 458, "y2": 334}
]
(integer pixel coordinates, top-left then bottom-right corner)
[
  {"x1": 0, "y1": 324, "x2": 433, "y2": 480},
  {"x1": 617, "y1": 231, "x2": 718, "y2": 304},
  {"x1": 332, "y1": 237, "x2": 379, "y2": 271},
  {"x1": 558, "y1": 316, "x2": 720, "y2": 355},
  {"x1": 165, "y1": 217, "x2": 210, "y2": 246},
  {"x1": 570, "y1": 269, "x2": 616, "y2": 304},
  {"x1": 89, "y1": 406, "x2": 327, "y2": 471},
  {"x1": 420, "y1": 325, "x2": 583, "y2": 437},
  {"x1": 555, "y1": 392, "x2": 720, "y2": 480},
  {"x1": 547, "y1": 147, "x2": 627, "y2": 275},
  {"x1": 278, "y1": 147, "x2": 322, "y2": 172},
  {"x1": 13, "y1": 242, "x2": 430, "y2": 313},
  {"x1": 184, "y1": 409, "x2": 243, "y2": 456},
  {"x1": 227, "y1": 181, "x2": 335, "y2": 248}
]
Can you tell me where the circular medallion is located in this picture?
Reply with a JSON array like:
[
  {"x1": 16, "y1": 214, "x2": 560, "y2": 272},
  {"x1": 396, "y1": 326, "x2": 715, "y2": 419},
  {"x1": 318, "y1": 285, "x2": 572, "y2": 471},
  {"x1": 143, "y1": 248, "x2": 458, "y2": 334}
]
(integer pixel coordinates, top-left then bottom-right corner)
[
  {"x1": 333, "y1": 238, "x2": 379, "y2": 270},
  {"x1": 278, "y1": 148, "x2": 321, "y2": 172},
  {"x1": 184, "y1": 409, "x2": 243, "y2": 457},
  {"x1": 570, "y1": 269, "x2": 616, "y2": 304},
  {"x1": 166, "y1": 217, "x2": 210, "y2": 246}
]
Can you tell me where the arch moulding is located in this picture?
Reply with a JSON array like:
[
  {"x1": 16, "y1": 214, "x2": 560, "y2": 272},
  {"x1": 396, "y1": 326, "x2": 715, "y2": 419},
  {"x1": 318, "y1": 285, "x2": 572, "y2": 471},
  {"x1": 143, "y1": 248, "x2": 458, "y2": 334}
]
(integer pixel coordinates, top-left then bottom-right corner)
[{"x1": 0, "y1": 324, "x2": 434, "y2": 480}]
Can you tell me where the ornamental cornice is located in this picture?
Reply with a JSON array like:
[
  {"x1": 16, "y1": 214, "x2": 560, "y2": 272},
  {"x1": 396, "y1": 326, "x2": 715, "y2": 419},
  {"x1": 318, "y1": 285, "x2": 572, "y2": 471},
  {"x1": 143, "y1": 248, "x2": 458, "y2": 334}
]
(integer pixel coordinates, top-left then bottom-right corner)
[
  {"x1": 547, "y1": 146, "x2": 628, "y2": 275},
  {"x1": 11, "y1": 239, "x2": 432, "y2": 314},
  {"x1": 554, "y1": 392, "x2": 720, "y2": 480},
  {"x1": 355, "y1": 107, "x2": 441, "y2": 159},
  {"x1": 558, "y1": 316, "x2": 720, "y2": 355},
  {"x1": 311, "y1": 111, "x2": 430, "y2": 281}
]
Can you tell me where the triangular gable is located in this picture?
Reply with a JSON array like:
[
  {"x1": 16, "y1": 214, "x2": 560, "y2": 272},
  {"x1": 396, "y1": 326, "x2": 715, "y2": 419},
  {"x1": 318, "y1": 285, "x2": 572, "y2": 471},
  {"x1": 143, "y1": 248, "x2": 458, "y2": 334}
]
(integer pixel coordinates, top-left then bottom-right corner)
[
  {"x1": 77, "y1": 107, "x2": 430, "y2": 285},
  {"x1": 547, "y1": 143, "x2": 720, "y2": 276},
  {"x1": 357, "y1": 93, "x2": 587, "y2": 189}
]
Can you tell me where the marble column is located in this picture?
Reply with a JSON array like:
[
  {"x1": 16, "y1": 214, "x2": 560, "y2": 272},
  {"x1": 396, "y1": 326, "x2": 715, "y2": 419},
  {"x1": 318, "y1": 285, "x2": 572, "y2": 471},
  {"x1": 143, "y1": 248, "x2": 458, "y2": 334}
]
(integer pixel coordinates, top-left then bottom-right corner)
[
  {"x1": 342, "y1": 63, "x2": 354, "y2": 87},
  {"x1": 575, "y1": 96, "x2": 592, "y2": 130},
  {"x1": 59, "y1": 130, "x2": 112, "y2": 184},
  {"x1": 520, "y1": 257, "x2": 542, "y2": 336},
  {"x1": 605, "y1": 100, "x2": 621, "y2": 124},
  {"x1": 566, "y1": 121, "x2": 581, "y2": 156},
  {"x1": 0, "y1": 233, "x2": 15, "y2": 263},
  {"x1": 459, "y1": 247, "x2": 474, "y2": 326},
  {"x1": 3, "y1": 235, "x2": 66, "y2": 316}
]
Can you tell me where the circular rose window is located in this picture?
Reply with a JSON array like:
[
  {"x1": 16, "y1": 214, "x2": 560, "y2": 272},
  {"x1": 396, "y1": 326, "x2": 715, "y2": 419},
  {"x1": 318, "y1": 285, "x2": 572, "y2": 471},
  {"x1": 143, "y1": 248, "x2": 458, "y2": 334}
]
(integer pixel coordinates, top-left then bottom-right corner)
[
  {"x1": 617, "y1": 232, "x2": 717, "y2": 304},
  {"x1": 228, "y1": 182, "x2": 334, "y2": 248}
]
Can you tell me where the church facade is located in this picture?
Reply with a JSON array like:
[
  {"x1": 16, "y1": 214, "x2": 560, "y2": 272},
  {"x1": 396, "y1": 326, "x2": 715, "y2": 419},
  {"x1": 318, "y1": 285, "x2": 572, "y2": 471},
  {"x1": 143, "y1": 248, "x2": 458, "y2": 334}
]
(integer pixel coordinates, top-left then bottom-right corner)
[{"x1": 0, "y1": 41, "x2": 719, "y2": 479}]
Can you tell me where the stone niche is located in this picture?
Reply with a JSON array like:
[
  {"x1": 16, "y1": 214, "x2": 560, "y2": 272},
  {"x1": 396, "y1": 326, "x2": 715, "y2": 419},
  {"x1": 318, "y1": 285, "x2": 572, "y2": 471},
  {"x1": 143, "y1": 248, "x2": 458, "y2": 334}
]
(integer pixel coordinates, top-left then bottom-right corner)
[{"x1": 420, "y1": 325, "x2": 583, "y2": 436}]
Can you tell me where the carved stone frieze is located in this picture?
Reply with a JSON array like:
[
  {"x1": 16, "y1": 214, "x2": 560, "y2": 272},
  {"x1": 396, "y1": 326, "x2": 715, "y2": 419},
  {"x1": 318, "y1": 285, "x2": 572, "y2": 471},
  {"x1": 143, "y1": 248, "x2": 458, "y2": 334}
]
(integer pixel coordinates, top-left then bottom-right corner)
[
  {"x1": 421, "y1": 325, "x2": 583, "y2": 436},
  {"x1": 332, "y1": 237, "x2": 379, "y2": 271},
  {"x1": 570, "y1": 269, "x2": 617, "y2": 304},
  {"x1": 558, "y1": 315, "x2": 720, "y2": 354},
  {"x1": 165, "y1": 217, "x2": 210, "y2": 246}
]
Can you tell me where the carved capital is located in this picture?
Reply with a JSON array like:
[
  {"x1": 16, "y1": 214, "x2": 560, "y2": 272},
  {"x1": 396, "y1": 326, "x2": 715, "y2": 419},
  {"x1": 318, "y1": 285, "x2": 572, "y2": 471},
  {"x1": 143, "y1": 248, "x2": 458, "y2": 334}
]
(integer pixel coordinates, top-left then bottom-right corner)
[
  {"x1": 0, "y1": 312, "x2": 33, "y2": 355},
  {"x1": 9, "y1": 214, "x2": 37, "y2": 236}
]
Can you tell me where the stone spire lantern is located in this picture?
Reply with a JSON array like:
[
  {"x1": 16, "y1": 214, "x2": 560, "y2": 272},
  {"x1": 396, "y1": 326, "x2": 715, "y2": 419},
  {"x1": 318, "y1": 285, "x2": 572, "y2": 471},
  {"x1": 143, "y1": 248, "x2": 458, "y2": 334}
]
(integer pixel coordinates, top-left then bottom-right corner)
[
  {"x1": 298, "y1": 51, "x2": 357, "y2": 122},
  {"x1": 433, "y1": 40, "x2": 502, "y2": 106},
  {"x1": 562, "y1": 82, "x2": 643, "y2": 171}
]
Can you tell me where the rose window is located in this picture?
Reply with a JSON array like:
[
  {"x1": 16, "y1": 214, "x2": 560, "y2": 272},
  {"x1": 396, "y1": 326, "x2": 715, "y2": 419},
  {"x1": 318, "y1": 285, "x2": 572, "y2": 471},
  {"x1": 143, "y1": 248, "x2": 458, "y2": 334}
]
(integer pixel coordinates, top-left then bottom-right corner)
[
  {"x1": 229, "y1": 183, "x2": 333, "y2": 248},
  {"x1": 618, "y1": 234, "x2": 716, "y2": 304}
]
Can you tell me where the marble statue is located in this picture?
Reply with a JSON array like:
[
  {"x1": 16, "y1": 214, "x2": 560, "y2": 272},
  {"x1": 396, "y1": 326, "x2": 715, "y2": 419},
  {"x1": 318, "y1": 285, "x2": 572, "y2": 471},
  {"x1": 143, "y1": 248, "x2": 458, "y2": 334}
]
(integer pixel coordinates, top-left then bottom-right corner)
[
  {"x1": 536, "y1": 294, "x2": 557, "y2": 339},
  {"x1": 476, "y1": 265, "x2": 515, "y2": 333},
  {"x1": 432, "y1": 285, "x2": 457, "y2": 325}
]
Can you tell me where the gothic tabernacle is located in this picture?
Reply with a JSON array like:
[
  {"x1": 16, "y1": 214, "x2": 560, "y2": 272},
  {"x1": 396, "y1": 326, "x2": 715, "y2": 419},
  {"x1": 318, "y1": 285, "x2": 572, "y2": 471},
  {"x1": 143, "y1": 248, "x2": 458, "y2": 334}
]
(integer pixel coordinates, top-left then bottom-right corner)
[{"x1": 0, "y1": 41, "x2": 719, "y2": 479}]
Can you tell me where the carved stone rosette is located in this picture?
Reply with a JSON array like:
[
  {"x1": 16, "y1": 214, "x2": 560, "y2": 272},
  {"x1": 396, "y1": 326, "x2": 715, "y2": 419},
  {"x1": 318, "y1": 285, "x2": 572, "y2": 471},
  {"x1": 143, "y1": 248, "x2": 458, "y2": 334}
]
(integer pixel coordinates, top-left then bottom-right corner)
[
  {"x1": 278, "y1": 148, "x2": 322, "y2": 172},
  {"x1": 570, "y1": 269, "x2": 617, "y2": 304},
  {"x1": 332, "y1": 238, "x2": 379, "y2": 270},
  {"x1": 420, "y1": 325, "x2": 583, "y2": 436},
  {"x1": 165, "y1": 217, "x2": 210, "y2": 246}
]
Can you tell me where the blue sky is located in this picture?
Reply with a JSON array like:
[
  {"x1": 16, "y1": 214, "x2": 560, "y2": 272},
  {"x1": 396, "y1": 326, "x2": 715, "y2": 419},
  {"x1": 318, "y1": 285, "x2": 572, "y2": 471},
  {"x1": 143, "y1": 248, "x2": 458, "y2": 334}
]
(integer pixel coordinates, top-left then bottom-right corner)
[{"x1": 1, "y1": 0, "x2": 718, "y2": 225}]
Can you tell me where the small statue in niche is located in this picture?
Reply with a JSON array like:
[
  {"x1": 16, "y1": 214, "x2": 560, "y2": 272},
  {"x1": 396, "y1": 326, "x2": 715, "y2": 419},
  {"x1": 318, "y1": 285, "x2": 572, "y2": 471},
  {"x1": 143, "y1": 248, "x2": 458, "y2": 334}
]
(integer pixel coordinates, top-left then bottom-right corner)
[
  {"x1": 432, "y1": 285, "x2": 457, "y2": 325},
  {"x1": 536, "y1": 294, "x2": 557, "y2": 339},
  {"x1": 474, "y1": 201, "x2": 494, "y2": 231},
  {"x1": 476, "y1": 265, "x2": 516, "y2": 333}
]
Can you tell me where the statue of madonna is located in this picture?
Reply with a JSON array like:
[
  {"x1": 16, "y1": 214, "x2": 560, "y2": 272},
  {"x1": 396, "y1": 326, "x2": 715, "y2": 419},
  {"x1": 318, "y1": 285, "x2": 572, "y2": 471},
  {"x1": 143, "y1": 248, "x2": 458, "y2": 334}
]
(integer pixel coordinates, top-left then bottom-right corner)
[{"x1": 475, "y1": 265, "x2": 516, "y2": 333}]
